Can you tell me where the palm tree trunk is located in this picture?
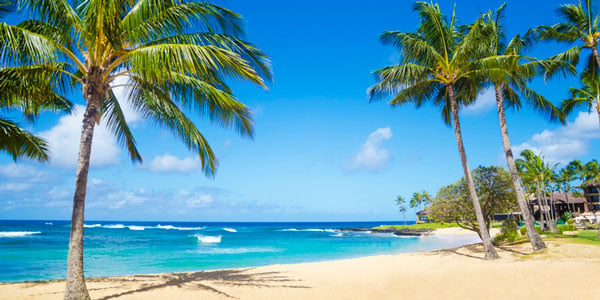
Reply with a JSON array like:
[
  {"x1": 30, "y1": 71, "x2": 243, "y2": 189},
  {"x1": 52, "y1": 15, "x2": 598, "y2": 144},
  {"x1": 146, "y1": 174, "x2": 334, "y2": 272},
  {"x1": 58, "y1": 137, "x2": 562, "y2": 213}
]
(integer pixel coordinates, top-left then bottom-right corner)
[
  {"x1": 593, "y1": 47, "x2": 600, "y2": 70},
  {"x1": 536, "y1": 184, "x2": 546, "y2": 230},
  {"x1": 494, "y1": 84, "x2": 546, "y2": 251},
  {"x1": 448, "y1": 84, "x2": 499, "y2": 259},
  {"x1": 64, "y1": 97, "x2": 100, "y2": 300},
  {"x1": 541, "y1": 180, "x2": 557, "y2": 233}
]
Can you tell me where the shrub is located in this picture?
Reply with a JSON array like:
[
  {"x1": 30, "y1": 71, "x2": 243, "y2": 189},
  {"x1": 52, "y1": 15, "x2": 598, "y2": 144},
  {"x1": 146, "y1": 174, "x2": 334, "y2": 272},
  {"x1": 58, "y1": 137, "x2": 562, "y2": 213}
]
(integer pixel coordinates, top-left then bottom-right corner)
[
  {"x1": 494, "y1": 219, "x2": 519, "y2": 244},
  {"x1": 520, "y1": 225, "x2": 542, "y2": 235},
  {"x1": 557, "y1": 224, "x2": 575, "y2": 233},
  {"x1": 559, "y1": 211, "x2": 573, "y2": 223}
]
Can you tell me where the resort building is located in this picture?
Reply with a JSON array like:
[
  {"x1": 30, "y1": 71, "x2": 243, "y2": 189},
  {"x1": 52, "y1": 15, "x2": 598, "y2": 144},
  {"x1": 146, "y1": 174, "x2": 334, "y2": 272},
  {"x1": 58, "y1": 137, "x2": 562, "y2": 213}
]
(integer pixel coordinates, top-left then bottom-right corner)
[
  {"x1": 416, "y1": 208, "x2": 430, "y2": 224},
  {"x1": 581, "y1": 180, "x2": 600, "y2": 212},
  {"x1": 527, "y1": 192, "x2": 587, "y2": 219}
]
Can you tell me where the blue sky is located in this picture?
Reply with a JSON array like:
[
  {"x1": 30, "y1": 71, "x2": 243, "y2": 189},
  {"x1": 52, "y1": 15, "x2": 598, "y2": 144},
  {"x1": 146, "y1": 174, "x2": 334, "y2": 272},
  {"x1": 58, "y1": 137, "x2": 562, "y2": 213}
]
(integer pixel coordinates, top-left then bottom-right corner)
[{"x1": 1, "y1": 0, "x2": 599, "y2": 222}]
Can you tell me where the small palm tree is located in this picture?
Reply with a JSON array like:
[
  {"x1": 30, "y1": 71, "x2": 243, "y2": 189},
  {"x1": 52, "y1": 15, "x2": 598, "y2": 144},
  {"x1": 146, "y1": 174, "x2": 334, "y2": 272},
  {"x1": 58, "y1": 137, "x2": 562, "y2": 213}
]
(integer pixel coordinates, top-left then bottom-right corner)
[
  {"x1": 480, "y1": 3, "x2": 574, "y2": 251},
  {"x1": 3, "y1": 1, "x2": 271, "y2": 299},
  {"x1": 395, "y1": 195, "x2": 407, "y2": 225},
  {"x1": 561, "y1": 73, "x2": 600, "y2": 127},
  {"x1": 0, "y1": 1, "x2": 71, "y2": 161},
  {"x1": 538, "y1": 0, "x2": 600, "y2": 75},
  {"x1": 516, "y1": 150, "x2": 559, "y2": 233},
  {"x1": 558, "y1": 166, "x2": 578, "y2": 212},
  {"x1": 368, "y1": 2, "x2": 502, "y2": 259}
]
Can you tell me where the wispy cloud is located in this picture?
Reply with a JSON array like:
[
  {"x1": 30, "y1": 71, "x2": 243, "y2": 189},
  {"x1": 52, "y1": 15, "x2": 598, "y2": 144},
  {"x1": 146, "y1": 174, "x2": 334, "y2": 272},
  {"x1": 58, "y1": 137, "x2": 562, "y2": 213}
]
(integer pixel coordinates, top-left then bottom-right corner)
[
  {"x1": 512, "y1": 107, "x2": 600, "y2": 164},
  {"x1": 347, "y1": 127, "x2": 393, "y2": 172},
  {"x1": 463, "y1": 88, "x2": 496, "y2": 115},
  {"x1": 148, "y1": 154, "x2": 201, "y2": 174}
]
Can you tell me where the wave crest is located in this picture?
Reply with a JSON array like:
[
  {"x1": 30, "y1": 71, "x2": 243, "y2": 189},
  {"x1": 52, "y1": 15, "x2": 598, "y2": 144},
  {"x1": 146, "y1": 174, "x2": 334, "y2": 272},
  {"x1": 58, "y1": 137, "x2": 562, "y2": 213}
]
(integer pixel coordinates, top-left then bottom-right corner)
[
  {"x1": 0, "y1": 231, "x2": 41, "y2": 238},
  {"x1": 195, "y1": 235, "x2": 221, "y2": 244}
]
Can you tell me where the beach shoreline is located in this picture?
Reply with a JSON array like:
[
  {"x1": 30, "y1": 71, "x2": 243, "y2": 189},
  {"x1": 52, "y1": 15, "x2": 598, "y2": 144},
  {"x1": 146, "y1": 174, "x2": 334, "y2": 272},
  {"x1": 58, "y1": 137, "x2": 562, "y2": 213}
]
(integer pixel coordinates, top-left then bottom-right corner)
[{"x1": 2, "y1": 229, "x2": 599, "y2": 300}]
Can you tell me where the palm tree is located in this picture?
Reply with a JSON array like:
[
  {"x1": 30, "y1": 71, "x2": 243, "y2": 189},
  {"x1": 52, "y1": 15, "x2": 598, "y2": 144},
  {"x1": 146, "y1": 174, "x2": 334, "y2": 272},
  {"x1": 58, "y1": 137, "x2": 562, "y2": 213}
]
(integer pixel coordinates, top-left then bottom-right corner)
[
  {"x1": 395, "y1": 195, "x2": 407, "y2": 225},
  {"x1": 561, "y1": 73, "x2": 600, "y2": 126},
  {"x1": 368, "y1": 2, "x2": 501, "y2": 259},
  {"x1": 516, "y1": 150, "x2": 559, "y2": 233},
  {"x1": 410, "y1": 192, "x2": 422, "y2": 211},
  {"x1": 538, "y1": 0, "x2": 600, "y2": 75},
  {"x1": 0, "y1": 1, "x2": 72, "y2": 161},
  {"x1": 583, "y1": 159, "x2": 600, "y2": 182},
  {"x1": 558, "y1": 166, "x2": 578, "y2": 212},
  {"x1": 480, "y1": 4, "x2": 573, "y2": 251},
  {"x1": 3, "y1": 1, "x2": 271, "y2": 299}
]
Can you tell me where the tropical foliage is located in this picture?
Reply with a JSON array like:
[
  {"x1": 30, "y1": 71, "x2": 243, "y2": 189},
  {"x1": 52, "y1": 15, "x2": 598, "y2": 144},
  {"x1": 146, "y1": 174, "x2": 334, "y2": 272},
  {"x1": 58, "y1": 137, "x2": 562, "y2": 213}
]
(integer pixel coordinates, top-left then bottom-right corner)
[
  {"x1": 2, "y1": 0, "x2": 271, "y2": 299},
  {"x1": 0, "y1": 0, "x2": 71, "y2": 162},
  {"x1": 429, "y1": 166, "x2": 518, "y2": 237},
  {"x1": 368, "y1": 1, "x2": 503, "y2": 259}
]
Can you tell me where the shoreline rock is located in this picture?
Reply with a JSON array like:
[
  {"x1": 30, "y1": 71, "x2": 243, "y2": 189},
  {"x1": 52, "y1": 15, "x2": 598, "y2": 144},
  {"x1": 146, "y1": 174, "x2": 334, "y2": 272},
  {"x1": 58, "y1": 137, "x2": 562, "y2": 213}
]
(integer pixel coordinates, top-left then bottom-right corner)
[{"x1": 339, "y1": 228, "x2": 433, "y2": 236}]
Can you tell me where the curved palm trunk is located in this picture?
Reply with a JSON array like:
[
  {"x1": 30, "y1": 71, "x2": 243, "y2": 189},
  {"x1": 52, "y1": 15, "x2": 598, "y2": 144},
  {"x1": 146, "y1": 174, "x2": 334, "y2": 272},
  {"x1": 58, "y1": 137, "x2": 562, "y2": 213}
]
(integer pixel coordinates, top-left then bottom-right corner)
[
  {"x1": 64, "y1": 97, "x2": 100, "y2": 300},
  {"x1": 494, "y1": 84, "x2": 546, "y2": 251},
  {"x1": 448, "y1": 85, "x2": 499, "y2": 259},
  {"x1": 593, "y1": 47, "x2": 600, "y2": 71}
]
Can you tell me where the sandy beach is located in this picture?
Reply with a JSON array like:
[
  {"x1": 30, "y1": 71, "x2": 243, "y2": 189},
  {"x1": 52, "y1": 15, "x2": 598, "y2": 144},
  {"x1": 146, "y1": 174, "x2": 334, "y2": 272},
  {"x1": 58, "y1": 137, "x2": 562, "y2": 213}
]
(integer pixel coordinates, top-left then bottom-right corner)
[{"x1": 1, "y1": 228, "x2": 599, "y2": 300}]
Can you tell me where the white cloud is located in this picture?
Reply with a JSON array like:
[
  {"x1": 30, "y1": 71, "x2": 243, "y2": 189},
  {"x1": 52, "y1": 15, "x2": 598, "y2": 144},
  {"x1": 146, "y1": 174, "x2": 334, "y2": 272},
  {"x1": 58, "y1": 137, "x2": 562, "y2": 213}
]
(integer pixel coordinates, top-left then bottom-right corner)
[
  {"x1": 512, "y1": 108, "x2": 600, "y2": 164},
  {"x1": 149, "y1": 153, "x2": 201, "y2": 174},
  {"x1": 39, "y1": 80, "x2": 142, "y2": 169},
  {"x1": 463, "y1": 88, "x2": 496, "y2": 115},
  {"x1": 185, "y1": 194, "x2": 213, "y2": 208},
  {"x1": 39, "y1": 105, "x2": 122, "y2": 168},
  {"x1": 348, "y1": 127, "x2": 393, "y2": 171}
]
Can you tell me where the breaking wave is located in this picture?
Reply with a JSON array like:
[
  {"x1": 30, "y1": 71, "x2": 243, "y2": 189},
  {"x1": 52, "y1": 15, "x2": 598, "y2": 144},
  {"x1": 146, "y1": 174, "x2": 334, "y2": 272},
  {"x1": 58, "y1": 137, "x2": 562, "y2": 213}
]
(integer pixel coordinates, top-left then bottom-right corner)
[
  {"x1": 0, "y1": 231, "x2": 41, "y2": 238},
  {"x1": 222, "y1": 228, "x2": 237, "y2": 233},
  {"x1": 195, "y1": 235, "x2": 222, "y2": 244}
]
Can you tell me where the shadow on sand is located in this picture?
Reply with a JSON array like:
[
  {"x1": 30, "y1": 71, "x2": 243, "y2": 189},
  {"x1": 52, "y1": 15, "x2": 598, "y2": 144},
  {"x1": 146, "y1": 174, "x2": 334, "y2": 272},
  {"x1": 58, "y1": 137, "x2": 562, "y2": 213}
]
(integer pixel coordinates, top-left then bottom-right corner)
[{"x1": 92, "y1": 268, "x2": 310, "y2": 299}]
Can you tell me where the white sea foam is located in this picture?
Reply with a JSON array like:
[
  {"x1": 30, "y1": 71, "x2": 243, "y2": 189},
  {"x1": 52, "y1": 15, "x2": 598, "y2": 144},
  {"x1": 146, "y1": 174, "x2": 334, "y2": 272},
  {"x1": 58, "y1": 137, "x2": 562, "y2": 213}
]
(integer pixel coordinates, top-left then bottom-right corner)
[
  {"x1": 103, "y1": 224, "x2": 125, "y2": 229},
  {"x1": 222, "y1": 228, "x2": 237, "y2": 233},
  {"x1": 195, "y1": 247, "x2": 282, "y2": 254},
  {"x1": 44, "y1": 222, "x2": 53, "y2": 225},
  {"x1": 0, "y1": 231, "x2": 41, "y2": 238},
  {"x1": 332, "y1": 232, "x2": 344, "y2": 237},
  {"x1": 195, "y1": 235, "x2": 221, "y2": 244},
  {"x1": 278, "y1": 228, "x2": 298, "y2": 231},
  {"x1": 128, "y1": 226, "x2": 145, "y2": 231},
  {"x1": 83, "y1": 224, "x2": 102, "y2": 228},
  {"x1": 155, "y1": 225, "x2": 205, "y2": 231}
]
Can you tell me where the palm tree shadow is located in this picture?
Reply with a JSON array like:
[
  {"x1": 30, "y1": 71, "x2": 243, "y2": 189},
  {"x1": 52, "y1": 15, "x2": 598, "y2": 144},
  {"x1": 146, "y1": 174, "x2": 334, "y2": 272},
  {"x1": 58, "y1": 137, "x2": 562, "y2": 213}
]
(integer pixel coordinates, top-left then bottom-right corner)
[{"x1": 94, "y1": 268, "x2": 310, "y2": 300}]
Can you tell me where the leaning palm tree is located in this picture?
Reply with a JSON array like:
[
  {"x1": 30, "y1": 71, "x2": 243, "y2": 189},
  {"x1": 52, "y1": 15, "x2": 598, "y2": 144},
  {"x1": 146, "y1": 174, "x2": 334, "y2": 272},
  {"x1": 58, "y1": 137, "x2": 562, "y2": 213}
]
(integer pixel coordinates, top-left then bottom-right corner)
[
  {"x1": 538, "y1": 0, "x2": 600, "y2": 75},
  {"x1": 480, "y1": 3, "x2": 573, "y2": 251},
  {"x1": 0, "y1": 0, "x2": 72, "y2": 161},
  {"x1": 3, "y1": 1, "x2": 271, "y2": 299},
  {"x1": 368, "y1": 2, "x2": 501, "y2": 259}
]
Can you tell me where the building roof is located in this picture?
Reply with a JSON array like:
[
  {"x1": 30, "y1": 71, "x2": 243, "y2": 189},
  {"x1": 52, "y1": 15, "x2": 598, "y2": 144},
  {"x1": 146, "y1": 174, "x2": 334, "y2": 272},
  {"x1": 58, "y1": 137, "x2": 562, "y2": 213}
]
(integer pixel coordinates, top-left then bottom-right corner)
[
  {"x1": 416, "y1": 208, "x2": 430, "y2": 215},
  {"x1": 528, "y1": 192, "x2": 586, "y2": 205}
]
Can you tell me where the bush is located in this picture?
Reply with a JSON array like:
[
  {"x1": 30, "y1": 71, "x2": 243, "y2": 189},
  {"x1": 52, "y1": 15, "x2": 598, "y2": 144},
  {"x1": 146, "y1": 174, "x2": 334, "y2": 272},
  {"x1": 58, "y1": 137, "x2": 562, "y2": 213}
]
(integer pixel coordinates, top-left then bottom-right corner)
[
  {"x1": 559, "y1": 211, "x2": 573, "y2": 223},
  {"x1": 494, "y1": 219, "x2": 519, "y2": 244},
  {"x1": 520, "y1": 225, "x2": 542, "y2": 236},
  {"x1": 557, "y1": 224, "x2": 575, "y2": 233}
]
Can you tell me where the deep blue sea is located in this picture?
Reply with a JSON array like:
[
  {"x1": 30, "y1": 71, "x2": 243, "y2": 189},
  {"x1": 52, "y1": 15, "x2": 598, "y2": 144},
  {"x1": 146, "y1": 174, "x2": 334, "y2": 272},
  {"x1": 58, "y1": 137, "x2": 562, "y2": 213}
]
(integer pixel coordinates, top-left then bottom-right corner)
[{"x1": 0, "y1": 220, "x2": 479, "y2": 282}]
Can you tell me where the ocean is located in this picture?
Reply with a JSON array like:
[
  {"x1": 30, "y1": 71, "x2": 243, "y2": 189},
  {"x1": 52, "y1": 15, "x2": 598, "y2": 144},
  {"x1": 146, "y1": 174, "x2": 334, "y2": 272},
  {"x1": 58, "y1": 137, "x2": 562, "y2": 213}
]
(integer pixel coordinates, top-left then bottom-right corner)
[{"x1": 0, "y1": 220, "x2": 480, "y2": 282}]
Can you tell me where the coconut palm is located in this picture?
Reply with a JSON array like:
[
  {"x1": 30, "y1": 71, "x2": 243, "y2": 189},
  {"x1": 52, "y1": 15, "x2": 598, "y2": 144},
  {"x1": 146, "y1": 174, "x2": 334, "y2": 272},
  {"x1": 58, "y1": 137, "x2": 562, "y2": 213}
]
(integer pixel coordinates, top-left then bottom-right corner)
[
  {"x1": 558, "y1": 166, "x2": 578, "y2": 212},
  {"x1": 561, "y1": 73, "x2": 600, "y2": 126},
  {"x1": 516, "y1": 150, "x2": 559, "y2": 232},
  {"x1": 368, "y1": 2, "x2": 502, "y2": 259},
  {"x1": 538, "y1": 0, "x2": 600, "y2": 76},
  {"x1": 395, "y1": 195, "x2": 407, "y2": 225},
  {"x1": 2, "y1": 1, "x2": 271, "y2": 299},
  {"x1": 0, "y1": 1, "x2": 71, "y2": 161},
  {"x1": 583, "y1": 159, "x2": 600, "y2": 182},
  {"x1": 480, "y1": 3, "x2": 574, "y2": 251}
]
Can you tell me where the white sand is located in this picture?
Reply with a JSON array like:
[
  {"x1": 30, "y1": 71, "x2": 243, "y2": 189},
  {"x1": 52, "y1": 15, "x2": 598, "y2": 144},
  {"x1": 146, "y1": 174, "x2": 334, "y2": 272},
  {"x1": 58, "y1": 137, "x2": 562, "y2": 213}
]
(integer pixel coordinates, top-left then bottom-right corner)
[{"x1": 1, "y1": 239, "x2": 598, "y2": 300}]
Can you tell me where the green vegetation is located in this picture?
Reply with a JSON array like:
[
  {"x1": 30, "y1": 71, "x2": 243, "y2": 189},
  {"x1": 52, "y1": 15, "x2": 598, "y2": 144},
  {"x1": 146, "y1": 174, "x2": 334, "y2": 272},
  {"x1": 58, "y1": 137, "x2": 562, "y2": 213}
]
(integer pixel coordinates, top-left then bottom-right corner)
[
  {"x1": 429, "y1": 166, "x2": 518, "y2": 235},
  {"x1": 493, "y1": 219, "x2": 521, "y2": 244},
  {"x1": 544, "y1": 230, "x2": 600, "y2": 246},
  {"x1": 3, "y1": 1, "x2": 271, "y2": 299},
  {"x1": 373, "y1": 223, "x2": 458, "y2": 230}
]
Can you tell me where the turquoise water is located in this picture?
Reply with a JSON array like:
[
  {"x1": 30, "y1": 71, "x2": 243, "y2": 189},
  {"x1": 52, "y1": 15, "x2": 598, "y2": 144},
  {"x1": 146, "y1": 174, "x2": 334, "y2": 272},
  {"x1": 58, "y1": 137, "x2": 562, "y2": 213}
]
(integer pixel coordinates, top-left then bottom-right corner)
[{"x1": 0, "y1": 220, "x2": 479, "y2": 282}]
